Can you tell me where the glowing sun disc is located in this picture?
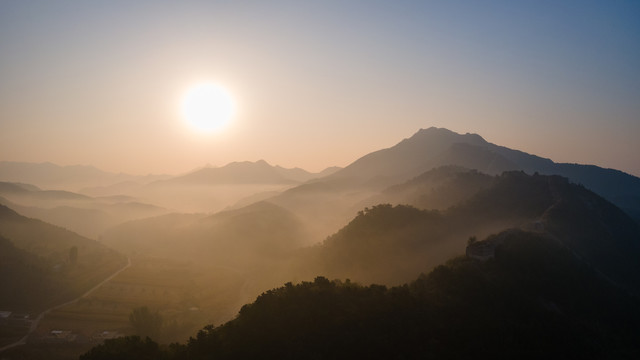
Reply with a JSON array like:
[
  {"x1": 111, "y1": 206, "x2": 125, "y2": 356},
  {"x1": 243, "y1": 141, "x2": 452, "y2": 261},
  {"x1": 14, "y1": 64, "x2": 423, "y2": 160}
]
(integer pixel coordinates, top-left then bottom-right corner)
[{"x1": 181, "y1": 83, "x2": 235, "y2": 132}]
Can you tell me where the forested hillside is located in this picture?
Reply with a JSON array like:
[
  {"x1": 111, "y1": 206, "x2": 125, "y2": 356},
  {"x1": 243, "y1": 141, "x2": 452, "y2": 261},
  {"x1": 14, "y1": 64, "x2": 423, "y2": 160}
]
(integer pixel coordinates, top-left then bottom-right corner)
[
  {"x1": 0, "y1": 204, "x2": 127, "y2": 312},
  {"x1": 80, "y1": 230, "x2": 640, "y2": 359}
]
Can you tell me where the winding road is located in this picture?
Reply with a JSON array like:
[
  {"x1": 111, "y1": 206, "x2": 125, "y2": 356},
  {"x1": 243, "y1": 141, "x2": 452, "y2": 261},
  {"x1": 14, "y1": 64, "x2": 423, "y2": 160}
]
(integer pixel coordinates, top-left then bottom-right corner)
[{"x1": 0, "y1": 257, "x2": 131, "y2": 353}]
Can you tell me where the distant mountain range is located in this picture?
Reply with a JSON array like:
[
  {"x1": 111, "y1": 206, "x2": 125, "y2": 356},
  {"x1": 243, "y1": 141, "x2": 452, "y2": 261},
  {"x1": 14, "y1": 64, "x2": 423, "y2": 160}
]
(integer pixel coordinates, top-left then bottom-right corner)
[
  {"x1": 80, "y1": 172, "x2": 640, "y2": 359},
  {"x1": 4, "y1": 128, "x2": 637, "y2": 221},
  {"x1": 151, "y1": 160, "x2": 340, "y2": 186},
  {"x1": 0, "y1": 161, "x2": 171, "y2": 191},
  {"x1": 0, "y1": 161, "x2": 343, "y2": 215},
  {"x1": 0, "y1": 160, "x2": 340, "y2": 192},
  {"x1": 335, "y1": 127, "x2": 640, "y2": 207},
  {"x1": 276, "y1": 127, "x2": 640, "y2": 228},
  {"x1": 0, "y1": 180, "x2": 169, "y2": 239},
  {"x1": 4, "y1": 127, "x2": 640, "y2": 358}
]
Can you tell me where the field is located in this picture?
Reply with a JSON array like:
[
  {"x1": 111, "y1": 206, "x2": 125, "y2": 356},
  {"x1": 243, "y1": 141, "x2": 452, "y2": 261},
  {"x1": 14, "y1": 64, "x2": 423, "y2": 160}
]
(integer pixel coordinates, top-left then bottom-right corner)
[{"x1": 35, "y1": 256, "x2": 246, "y2": 344}]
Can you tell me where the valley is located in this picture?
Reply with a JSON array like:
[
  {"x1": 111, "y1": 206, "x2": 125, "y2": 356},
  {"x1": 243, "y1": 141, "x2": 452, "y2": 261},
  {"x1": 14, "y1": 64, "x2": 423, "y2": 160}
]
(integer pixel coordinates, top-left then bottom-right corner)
[
  {"x1": 1, "y1": 128, "x2": 640, "y2": 359},
  {"x1": 3, "y1": 1, "x2": 639, "y2": 357}
]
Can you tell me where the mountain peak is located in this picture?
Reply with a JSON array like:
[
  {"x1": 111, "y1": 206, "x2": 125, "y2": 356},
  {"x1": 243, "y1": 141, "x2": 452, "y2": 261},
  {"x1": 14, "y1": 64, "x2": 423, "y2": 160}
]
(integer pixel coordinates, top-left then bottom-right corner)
[
  {"x1": 410, "y1": 127, "x2": 487, "y2": 144},
  {"x1": 328, "y1": 127, "x2": 491, "y2": 184}
]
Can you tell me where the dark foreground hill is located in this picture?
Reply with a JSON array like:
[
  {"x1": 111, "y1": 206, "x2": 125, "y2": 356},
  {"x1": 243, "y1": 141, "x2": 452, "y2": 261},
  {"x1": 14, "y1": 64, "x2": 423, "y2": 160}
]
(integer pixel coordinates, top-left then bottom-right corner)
[
  {"x1": 0, "y1": 235, "x2": 62, "y2": 311},
  {"x1": 0, "y1": 204, "x2": 126, "y2": 312},
  {"x1": 80, "y1": 230, "x2": 640, "y2": 359}
]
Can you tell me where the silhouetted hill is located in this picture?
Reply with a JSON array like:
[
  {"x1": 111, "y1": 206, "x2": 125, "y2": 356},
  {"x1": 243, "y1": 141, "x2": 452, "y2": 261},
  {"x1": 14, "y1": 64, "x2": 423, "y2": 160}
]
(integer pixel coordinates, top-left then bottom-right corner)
[
  {"x1": 102, "y1": 201, "x2": 307, "y2": 270},
  {"x1": 363, "y1": 166, "x2": 494, "y2": 210},
  {"x1": 0, "y1": 181, "x2": 41, "y2": 193},
  {"x1": 265, "y1": 128, "x2": 639, "y2": 244},
  {"x1": 268, "y1": 176, "x2": 381, "y2": 243},
  {"x1": 202, "y1": 202, "x2": 308, "y2": 264},
  {"x1": 0, "y1": 185, "x2": 169, "y2": 239},
  {"x1": 315, "y1": 166, "x2": 342, "y2": 178},
  {"x1": 319, "y1": 127, "x2": 640, "y2": 221},
  {"x1": 289, "y1": 172, "x2": 640, "y2": 290},
  {"x1": 0, "y1": 235, "x2": 61, "y2": 311},
  {"x1": 450, "y1": 172, "x2": 640, "y2": 292},
  {"x1": 0, "y1": 205, "x2": 126, "y2": 312},
  {"x1": 153, "y1": 160, "x2": 321, "y2": 186},
  {"x1": 329, "y1": 127, "x2": 488, "y2": 185},
  {"x1": 81, "y1": 231, "x2": 640, "y2": 359}
]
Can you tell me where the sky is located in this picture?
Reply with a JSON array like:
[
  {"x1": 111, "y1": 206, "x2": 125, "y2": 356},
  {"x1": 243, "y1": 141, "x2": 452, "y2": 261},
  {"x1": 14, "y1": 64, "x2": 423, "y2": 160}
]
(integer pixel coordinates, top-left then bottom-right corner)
[{"x1": 1, "y1": 0, "x2": 639, "y2": 176}]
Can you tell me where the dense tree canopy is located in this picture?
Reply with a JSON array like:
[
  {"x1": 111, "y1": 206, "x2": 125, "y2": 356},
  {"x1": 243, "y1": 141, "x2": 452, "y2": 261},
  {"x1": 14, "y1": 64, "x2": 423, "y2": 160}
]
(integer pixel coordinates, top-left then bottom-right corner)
[
  {"x1": 82, "y1": 230, "x2": 640, "y2": 359},
  {"x1": 129, "y1": 306, "x2": 163, "y2": 340}
]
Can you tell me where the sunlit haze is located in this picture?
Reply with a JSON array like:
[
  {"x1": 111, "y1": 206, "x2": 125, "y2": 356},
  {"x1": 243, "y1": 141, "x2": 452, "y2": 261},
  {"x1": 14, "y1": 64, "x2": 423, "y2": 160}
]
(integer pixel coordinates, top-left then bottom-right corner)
[
  {"x1": 181, "y1": 82, "x2": 236, "y2": 133},
  {"x1": 2, "y1": 2, "x2": 640, "y2": 358},
  {"x1": 1, "y1": 0, "x2": 639, "y2": 176}
]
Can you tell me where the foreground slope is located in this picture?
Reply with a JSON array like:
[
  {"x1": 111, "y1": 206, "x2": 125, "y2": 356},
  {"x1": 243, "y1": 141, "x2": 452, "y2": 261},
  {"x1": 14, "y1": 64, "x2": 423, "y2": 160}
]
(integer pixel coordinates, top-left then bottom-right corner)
[
  {"x1": 0, "y1": 235, "x2": 61, "y2": 311},
  {"x1": 81, "y1": 230, "x2": 640, "y2": 359},
  {"x1": 0, "y1": 204, "x2": 126, "y2": 312}
]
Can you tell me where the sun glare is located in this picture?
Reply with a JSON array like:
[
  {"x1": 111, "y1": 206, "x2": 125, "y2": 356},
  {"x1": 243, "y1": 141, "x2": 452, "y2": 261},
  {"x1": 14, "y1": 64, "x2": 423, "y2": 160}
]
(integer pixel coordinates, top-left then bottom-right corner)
[{"x1": 181, "y1": 83, "x2": 236, "y2": 132}]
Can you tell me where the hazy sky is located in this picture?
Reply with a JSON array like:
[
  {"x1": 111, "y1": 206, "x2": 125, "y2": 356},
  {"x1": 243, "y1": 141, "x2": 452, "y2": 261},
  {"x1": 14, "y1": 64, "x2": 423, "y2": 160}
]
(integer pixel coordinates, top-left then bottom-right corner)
[{"x1": 1, "y1": 0, "x2": 639, "y2": 176}]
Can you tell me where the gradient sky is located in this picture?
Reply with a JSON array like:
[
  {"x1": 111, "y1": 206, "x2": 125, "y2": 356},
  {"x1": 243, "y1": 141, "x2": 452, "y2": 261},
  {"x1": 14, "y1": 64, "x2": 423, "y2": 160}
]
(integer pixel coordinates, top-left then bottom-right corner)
[{"x1": 1, "y1": 0, "x2": 639, "y2": 176}]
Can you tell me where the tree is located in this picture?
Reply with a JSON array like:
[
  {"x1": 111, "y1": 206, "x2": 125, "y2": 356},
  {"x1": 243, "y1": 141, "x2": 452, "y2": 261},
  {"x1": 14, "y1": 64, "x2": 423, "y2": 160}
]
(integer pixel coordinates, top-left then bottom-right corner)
[
  {"x1": 69, "y1": 246, "x2": 78, "y2": 265},
  {"x1": 129, "y1": 306, "x2": 163, "y2": 340},
  {"x1": 79, "y1": 336, "x2": 167, "y2": 360}
]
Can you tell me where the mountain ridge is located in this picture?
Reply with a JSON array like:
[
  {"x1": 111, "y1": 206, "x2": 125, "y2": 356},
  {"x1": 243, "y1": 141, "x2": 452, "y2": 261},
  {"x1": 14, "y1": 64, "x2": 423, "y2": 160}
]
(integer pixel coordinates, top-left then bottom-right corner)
[
  {"x1": 320, "y1": 127, "x2": 640, "y2": 221},
  {"x1": 152, "y1": 160, "x2": 338, "y2": 186},
  {"x1": 0, "y1": 161, "x2": 171, "y2": 191}
]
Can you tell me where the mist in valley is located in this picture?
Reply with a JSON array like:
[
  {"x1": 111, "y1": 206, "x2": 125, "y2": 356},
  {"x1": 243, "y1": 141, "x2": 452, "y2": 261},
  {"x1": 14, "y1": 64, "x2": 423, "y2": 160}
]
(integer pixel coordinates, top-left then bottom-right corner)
[
  {"x1": 3, "y1": 128, "x2": 640, "y2": 359},
  {"x1": 2, "y1": 1, "x2": 640, "y2": 358}
]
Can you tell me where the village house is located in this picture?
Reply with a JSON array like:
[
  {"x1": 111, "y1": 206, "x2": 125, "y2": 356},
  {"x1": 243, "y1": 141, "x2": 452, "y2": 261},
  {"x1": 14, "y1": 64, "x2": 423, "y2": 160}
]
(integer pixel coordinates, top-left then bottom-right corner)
[
  {"x1": 41, "y1": 330, "x2": 78, "y2": 344},
  {"x1": 91, "y1": 330, "x2": 124, "y2": 343}
]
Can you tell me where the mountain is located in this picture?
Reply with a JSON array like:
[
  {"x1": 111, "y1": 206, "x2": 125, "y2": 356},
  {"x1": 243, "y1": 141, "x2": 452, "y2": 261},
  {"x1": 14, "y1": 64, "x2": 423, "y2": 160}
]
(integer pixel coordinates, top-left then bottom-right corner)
[
  {"x1": 102, "y1": 201, "x2": 307, "y2": 270},
  {"x1": 0, "y1": 161, "x2": 170, "y2": 191},
  {"x1": 315, "y1": 166, "x2": 342, "y2": 178},
  {"x1": 81, "y1": 230, "x2": 640, "y2": 359},
  {"x1": 281, "y1": 171, "x2": 640, "y2": 291},
  {"x1": 78, "y1": 181, "x2": 146, "y2": 198},
  {"x1": 0, "y1": 181, "x2": 41, "y2": 193},
  {"x1": 0, "y1": 204, "x2": 126, "y2": 312},
  {"x1": 0, "y1": 182, "x2": 169, "y2": 239},
  {"x1": 331, "y1": 127, "x2": 640, "y2": 201},
  {"x1": 79, "y1": 170, "x2": 640, "y2": 359},
  {"x1": 0, "y1": 235, "x2": 60, "y2": 311},
  {"x1": 271, "y1": 128, "x2": 640, "y2": 237},
  {"x1": 328, "y1": 127, "x2": 489, "y2": 185},
  {"x1": 361, "y1": 166, "x2": 495, "y2": 211},
  {"x1": 132, "y1": 161, "x2": 340, "y2": 214},
  {"x1": 152, "y1": 160, "x2": 326, "y2": 186}
]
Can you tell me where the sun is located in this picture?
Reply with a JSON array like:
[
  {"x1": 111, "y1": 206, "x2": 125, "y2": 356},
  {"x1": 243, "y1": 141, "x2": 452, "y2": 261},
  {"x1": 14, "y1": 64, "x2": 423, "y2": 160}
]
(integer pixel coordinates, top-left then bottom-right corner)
[{"x1": 181, "y1": 83, "x2": 236, "y2": 132}]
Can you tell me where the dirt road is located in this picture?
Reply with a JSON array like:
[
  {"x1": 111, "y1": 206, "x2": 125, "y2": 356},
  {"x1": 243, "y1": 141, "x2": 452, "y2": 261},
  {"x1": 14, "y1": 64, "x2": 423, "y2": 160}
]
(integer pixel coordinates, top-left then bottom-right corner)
[{"x1": 0, "y1": 257, "x2": 131, "y2": 353}]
